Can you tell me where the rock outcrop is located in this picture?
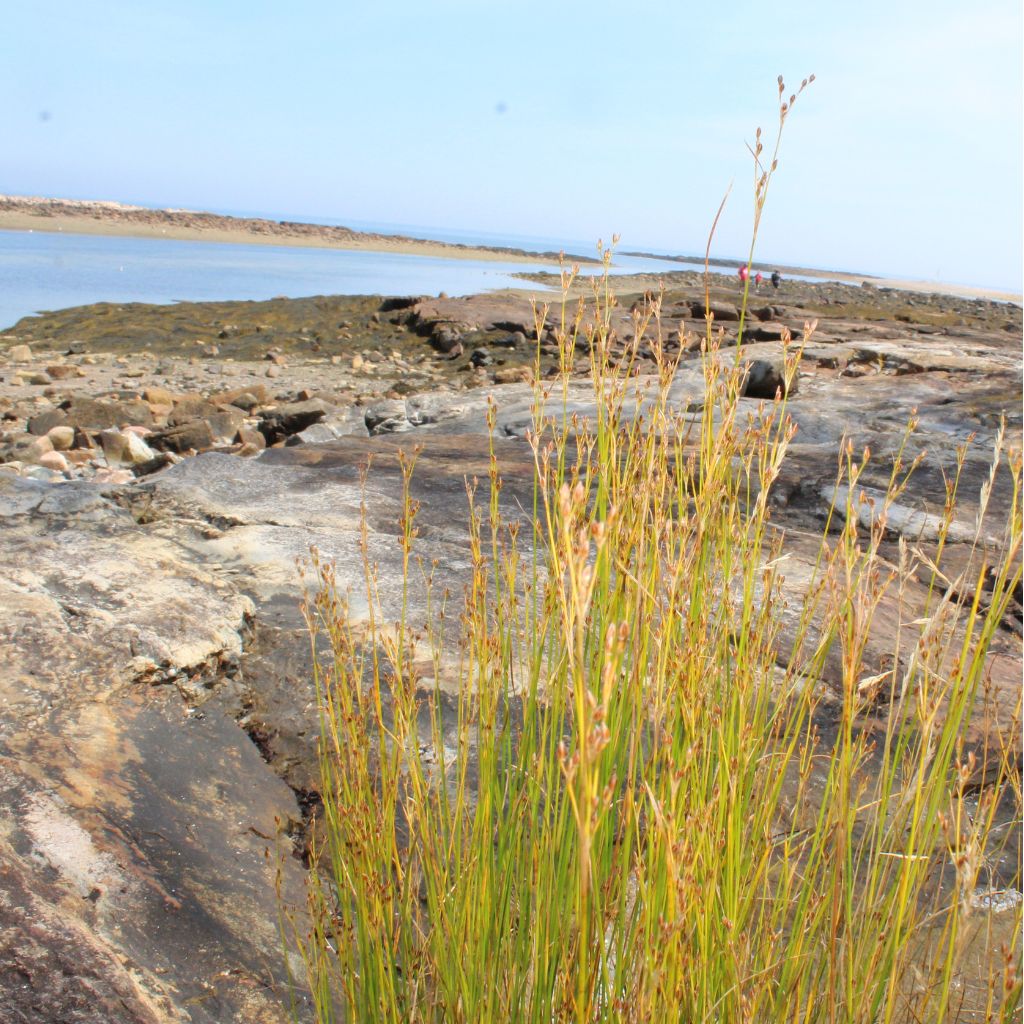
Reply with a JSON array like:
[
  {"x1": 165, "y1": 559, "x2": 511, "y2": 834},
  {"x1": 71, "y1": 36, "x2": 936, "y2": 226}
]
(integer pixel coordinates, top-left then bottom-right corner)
[{"x1": 0, "y1": 278, "x2": 1020, "y2": 1021}]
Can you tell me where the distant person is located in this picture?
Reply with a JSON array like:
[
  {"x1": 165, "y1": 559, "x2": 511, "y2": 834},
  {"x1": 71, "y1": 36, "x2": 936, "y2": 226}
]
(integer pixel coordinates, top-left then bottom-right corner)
[
  {"x1": 771, "y1": 270, "x2": 781, "y2": 290},
  {"x1": 738, "y1": 265, "x2": 749, "y2": 284},
  {"x1": 754, "y1": 271, "x2": 763, "y2": 290}
]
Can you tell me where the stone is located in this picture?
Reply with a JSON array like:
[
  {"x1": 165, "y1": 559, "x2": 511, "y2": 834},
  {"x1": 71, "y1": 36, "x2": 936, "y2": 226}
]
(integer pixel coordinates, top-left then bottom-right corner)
[
  {"x1": 493, "y1": 332, "x2": 527, "y2": 349},
  {"x1": 257, "y1": 399, "x2": 328, "y2": 444},
  {"x1": 742, "y1": 356, "x2": 797, "y2": 399},
  {"x1": 27, "y1": 372, "x2": 52, "y2": 385},
  {"x1": 431, "y1": 326, "x2": 465, "y2": 353},
  {"x1": 236, "y1": 425, "x2": 267, "y2": 450},
  {"x1": 60, "y1": 397, "x2": 153, "y2": 430},
  {"x1": 45, "y1": 425, "x2": 76, "y2": 450},
  {"x1": 37, "y1": 450, "x2": 69, "y2": 473},
  {"x1": 469, "y1": 347, "x2": 493, "y2": 368},
  {"x1": 99, "y1": 429, "x2": 157, "y2": 466},
  {"x1": 364, "y1": 399, "x2": 411, "y2": 435},
  {"x1": 13, "y1": 434, "x2": 55, "y2": 464},
  {"x1": 689, "y1": 300, "x2": 740, "y2": 322},
  {"x1": 287, "y1": 422, "x2": 340, "y2": 445},
  {"x1": 148, "y1": 419, "x2": 217, "y2": 454},
  {"x1": 143, "y1": 385, "x2": 175, "y2": 406},
  {"x1": 92, "y1": 467, "x2": 135, "y2": 484},
  {"x1": 744, "y1": 322, "x2": 803, "y2": 342},
  {"x1": 7, "y1": 343, "x2": 33, "y2": 362},
  {"x1": 131, "y1": 451, "x2": 180, "y2": 477},
  {"x1": 45, "y1": 364, "x2": 79, "y2": 380},
  {"x1": 266, "y1": 364, "x2": 281, "y2": 378},
  {"x1": 27, "y1": 408, "x2": 69, "y2": 435},
  {"x1": 494, "y1": 366, "x2": 532, "y2": 384}
]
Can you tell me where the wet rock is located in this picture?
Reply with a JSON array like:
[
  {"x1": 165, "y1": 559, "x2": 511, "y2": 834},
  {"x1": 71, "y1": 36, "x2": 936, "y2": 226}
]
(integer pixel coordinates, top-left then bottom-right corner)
[{"x1": 469, "y1": 347, "x2": 493, "y2": 368}]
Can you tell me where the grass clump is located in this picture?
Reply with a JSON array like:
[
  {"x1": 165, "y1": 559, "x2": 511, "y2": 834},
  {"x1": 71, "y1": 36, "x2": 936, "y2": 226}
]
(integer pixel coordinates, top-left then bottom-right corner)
[{"x1": 286, "y1": 80, "x2": 1022, "y2": 1023}]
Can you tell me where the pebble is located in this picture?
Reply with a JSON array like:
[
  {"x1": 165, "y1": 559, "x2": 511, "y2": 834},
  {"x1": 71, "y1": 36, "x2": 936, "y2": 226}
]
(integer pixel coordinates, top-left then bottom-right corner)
[
  {"x1": 46, "y1": 425, "x2": 75, "y2": 450},
  {"x1": 37, "y1": 451, "x2": 69, "y2": 473}
]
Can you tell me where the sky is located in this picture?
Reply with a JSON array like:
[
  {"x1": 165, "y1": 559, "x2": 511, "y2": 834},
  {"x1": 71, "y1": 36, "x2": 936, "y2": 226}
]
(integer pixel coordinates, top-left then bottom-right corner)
[{"x1": 1, "y1": 0, "x2": 1021, "y2": 290}]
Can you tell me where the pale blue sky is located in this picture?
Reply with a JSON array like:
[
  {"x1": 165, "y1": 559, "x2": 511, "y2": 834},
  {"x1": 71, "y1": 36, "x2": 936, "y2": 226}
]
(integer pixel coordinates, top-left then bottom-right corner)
[{"x1": 1, "y1": 1, "x2": 1021, "y2": 289}]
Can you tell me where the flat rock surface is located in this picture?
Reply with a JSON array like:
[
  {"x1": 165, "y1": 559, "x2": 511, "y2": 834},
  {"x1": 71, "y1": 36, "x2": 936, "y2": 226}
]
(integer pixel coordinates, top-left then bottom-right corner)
[{"x1": 0, "y1": 278, "x2": 1020, "y2": 1021}]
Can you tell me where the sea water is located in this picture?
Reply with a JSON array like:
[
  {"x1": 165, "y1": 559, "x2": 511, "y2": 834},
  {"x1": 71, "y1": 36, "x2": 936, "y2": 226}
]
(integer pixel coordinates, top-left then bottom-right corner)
[{"x1": 0, "y1": 226, "x2": 785, "y2": 331}]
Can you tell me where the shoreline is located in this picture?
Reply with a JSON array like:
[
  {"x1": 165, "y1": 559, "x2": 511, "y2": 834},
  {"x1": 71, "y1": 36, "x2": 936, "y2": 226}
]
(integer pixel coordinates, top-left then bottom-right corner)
[
  {"x1": 0, "y1": 196, "x2": 596, "y2": 267},
  {"x1": 1, "y1": 196, "x2": 1018, "y2": 305},
  {"x1": 619, "y1": 252, "x2": 1022, "y2": 305}
]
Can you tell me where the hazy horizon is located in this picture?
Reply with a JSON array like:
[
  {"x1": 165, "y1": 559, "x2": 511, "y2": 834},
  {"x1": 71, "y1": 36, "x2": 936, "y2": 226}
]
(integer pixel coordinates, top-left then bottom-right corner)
[{"x1": 1, "y1": 1, "x2": 1021, "y2": 291}]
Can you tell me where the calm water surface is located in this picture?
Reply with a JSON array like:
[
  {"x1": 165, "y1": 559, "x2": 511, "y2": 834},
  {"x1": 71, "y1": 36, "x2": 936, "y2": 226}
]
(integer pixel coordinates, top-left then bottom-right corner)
[{"x1": 0, "y1": 228, "x2": 787, "y2": 331}]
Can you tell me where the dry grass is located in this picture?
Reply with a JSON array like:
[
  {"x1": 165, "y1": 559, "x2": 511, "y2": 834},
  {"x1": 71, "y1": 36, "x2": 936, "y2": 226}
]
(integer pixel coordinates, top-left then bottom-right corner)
[{"x1": 283, "y1": 78, "x2": 1023, "y2": 1023}]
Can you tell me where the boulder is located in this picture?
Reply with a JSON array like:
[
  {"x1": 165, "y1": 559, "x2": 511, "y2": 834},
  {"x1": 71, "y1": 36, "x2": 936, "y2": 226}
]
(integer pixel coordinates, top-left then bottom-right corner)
[
  {"x1": 432, "y1": 326, "x2": 465, "y2": 354},
  {"x1": 364, "y1": 399, "x2": 411, "y2": 435},
  {"x1": 37, "y1": 450, "x2": 69, "y2": 473},
  {"x1": 6, "y1": 343, "x2": 32, "y2": 362},
  {"x1": 4, "y1": 434, "x2": 54, "y2": 464},
  {"x1": 99, "y1": 429, "x2": 158, "y2": 466},
  {"x1": 236, "y1": 425, "x2": 268, "y2": 450},
  {"x1": 213, "y1": 383, "x2": 269, "y2": 408},
  {"x1": 27, "y1": 408, "x2": 69, "y2": 436},
  {"x1": 742, "y1": 356, "x2": 797, "y2": 399},
  {"x1": 60, "y1": 397, "x2": 153, "y2": 430},
  {"x1": 143, "y1": 385, "x2": 176, "y2": 406},
  {"x1": 148, "y1": 419, "x2": 217, "y2": 454},
  {"x1": 744, "y1": 322, "x2": 803, "y2": 342},
  {"x1": 45, "y1": 364, "x2": 80, "y2": 380},
  {"x1": 689, "y1": 300, "x2": 740, "y2": 322},
  {"x1": 257, "y1": 399, "x2": 328, "y2": 444},
  {"x1": 45, "y1": 425, "x2": 76, "y2": 451}
]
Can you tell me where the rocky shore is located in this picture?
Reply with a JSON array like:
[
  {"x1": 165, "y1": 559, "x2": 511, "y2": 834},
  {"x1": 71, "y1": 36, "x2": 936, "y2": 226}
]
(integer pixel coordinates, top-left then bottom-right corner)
[{"x1": 1, "y1": 276, "x2": 1021, "y2": 1022}]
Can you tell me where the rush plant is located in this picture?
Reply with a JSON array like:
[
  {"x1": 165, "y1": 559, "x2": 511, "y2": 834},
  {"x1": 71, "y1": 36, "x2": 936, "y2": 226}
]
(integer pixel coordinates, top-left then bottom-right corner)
[{"x1": 285, "y1": 79, "x2": 1022, "y2": 1023}]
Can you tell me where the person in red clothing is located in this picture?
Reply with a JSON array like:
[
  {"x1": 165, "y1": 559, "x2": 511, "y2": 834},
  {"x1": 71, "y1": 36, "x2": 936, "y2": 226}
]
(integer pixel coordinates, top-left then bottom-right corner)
[
  {"x1": 738, "y1": 265, "x2": 749, "y2": 283},
  {"x1": 754, "y1": 271, "x2": 763, "y2": 290}
]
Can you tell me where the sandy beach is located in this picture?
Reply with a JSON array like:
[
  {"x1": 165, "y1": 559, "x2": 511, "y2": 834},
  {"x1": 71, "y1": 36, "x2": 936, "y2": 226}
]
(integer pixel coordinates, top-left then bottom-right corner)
[{"x1": 0, "y1": 196, "x2": 591, "y2": 266}]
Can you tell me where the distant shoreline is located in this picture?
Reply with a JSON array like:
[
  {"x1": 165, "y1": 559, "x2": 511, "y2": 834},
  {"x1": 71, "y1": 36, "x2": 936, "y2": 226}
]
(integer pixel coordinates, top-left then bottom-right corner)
[
  {"x1": 619, "y1": 251, "x2": 1022, "y2": 305},
  {"x1": 0, "y1": 195, "x2": 598, "y2": 267},
  {"x1": 0, "y1": 195, "x2": 1017, "y2": 305}
]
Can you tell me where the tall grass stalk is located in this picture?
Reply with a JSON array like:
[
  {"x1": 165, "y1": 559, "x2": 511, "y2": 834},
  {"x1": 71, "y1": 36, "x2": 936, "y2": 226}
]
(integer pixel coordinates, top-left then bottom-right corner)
[{"x1": 287, "y1": 83, "x2": 1022, "y2": 1023}]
